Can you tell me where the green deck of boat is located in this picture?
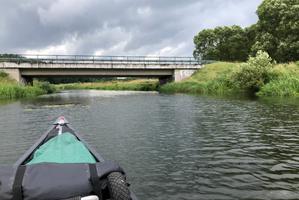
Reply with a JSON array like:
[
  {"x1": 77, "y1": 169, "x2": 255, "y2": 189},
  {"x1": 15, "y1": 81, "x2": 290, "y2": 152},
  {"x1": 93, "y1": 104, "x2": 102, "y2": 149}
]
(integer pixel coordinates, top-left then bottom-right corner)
[{"x1": 27, "y1": 132, "x2": 96, "y2": 165}]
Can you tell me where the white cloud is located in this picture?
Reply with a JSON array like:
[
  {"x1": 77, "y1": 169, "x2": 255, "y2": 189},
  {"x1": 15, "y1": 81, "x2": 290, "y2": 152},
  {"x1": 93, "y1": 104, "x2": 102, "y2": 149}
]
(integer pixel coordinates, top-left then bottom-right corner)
[
  {"x1": 37, "y1": 0, "x2": 94, "y2": 26},
  {"x1": 0, "y1": 0, "x2": 263, "y2": 56},
  {"x1": 137, "y1": 6, "x2": 152, "y2": 17}
]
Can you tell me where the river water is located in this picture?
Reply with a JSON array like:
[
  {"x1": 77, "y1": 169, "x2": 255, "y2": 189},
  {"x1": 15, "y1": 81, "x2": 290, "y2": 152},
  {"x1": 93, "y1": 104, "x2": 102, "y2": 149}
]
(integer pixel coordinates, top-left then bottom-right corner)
[{"x1": 0, "y1": 90, "x2": 298, "y2": 200}]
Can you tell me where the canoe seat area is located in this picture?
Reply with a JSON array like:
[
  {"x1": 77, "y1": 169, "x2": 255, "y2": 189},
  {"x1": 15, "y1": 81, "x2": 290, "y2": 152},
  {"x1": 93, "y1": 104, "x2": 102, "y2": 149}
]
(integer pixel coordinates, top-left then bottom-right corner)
[{"x1": 27, "y1": 132, "x2": 96, "y2": 165}]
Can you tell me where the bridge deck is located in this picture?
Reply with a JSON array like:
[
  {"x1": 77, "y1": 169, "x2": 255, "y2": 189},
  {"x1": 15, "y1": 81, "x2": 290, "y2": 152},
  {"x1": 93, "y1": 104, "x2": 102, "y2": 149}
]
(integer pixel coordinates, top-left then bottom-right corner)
[
  {"x1": 0, "y1": 54, "x2": 206, "y2": 83},
  {"x1": 0, "y1": 54, "x2": 206, "y2": 66}
]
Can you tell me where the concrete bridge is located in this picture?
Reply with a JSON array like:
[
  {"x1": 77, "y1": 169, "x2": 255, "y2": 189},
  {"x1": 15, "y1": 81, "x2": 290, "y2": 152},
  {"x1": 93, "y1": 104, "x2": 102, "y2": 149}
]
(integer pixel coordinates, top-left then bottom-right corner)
[{"x1": 0, "y1": 54, "x2": 204, "y2": 84}]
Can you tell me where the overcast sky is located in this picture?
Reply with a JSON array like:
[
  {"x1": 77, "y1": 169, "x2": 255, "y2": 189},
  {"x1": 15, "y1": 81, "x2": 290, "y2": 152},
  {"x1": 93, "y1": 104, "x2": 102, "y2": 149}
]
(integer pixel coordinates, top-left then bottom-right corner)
[{"x1": 0, "y1": 0, "x2": 262, "y2": 56}]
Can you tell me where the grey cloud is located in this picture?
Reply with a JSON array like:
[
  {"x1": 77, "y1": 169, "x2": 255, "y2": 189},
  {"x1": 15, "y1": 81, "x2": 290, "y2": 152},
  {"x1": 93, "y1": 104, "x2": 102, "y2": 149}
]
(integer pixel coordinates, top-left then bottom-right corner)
[{"x1": 0, "y1": 0, "x2": 263, "y2": 56}]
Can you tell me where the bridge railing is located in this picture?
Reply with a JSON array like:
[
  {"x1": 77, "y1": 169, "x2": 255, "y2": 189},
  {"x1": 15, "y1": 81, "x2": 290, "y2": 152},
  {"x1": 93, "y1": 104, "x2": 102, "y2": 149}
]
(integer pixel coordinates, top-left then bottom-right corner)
[{"x1": 0, "y1": 54, "x2": 207, "y2": 65}]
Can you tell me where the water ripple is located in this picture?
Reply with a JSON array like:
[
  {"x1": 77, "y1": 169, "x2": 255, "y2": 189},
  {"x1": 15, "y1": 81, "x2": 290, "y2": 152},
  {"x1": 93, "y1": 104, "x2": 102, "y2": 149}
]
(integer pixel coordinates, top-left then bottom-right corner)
[{"x1": 0, "y1": 91, "x2": 298, "y2": 199}]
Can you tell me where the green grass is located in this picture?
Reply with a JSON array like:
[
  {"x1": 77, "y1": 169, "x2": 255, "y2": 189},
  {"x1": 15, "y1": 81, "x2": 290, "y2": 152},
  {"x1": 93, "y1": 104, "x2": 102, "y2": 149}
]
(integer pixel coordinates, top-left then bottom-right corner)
[
  {"x1": 0, "y1": 72, "x2": 55, "y2": 99},
  {"x1": 1, "y1": 61, "x2": 298, "y2": 99},
  {"x1": 55, "y1": 79, "x2": 159, "y2": 91},
  {"x1": 257, "y1": 63, "x2": 299, "y2": 97},
  {"x1": 160, "y1": 62, "x2": 240, "y2": 95},
  {"x1": 160, "y1": 61, "x2": 299, "y2": 97}
]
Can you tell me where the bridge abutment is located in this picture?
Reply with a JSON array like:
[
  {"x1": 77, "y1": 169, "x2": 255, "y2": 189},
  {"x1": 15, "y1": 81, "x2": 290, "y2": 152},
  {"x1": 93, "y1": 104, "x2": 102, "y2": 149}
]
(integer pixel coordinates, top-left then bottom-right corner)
[
  {"x1": 1, "y1": 68, "x2": 24, "y2": 83},
  {"x1": 173, "y1": 69, "x2": 197, "y2": 82}
]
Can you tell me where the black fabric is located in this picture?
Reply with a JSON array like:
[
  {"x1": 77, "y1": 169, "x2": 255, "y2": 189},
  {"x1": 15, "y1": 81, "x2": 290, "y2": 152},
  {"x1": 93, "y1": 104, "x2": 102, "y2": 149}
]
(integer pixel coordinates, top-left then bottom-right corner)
[
  {"x1": 12, "y1": 165, "x2": 26, "y2": 200},
  {"x1": 61, "y1": 196, "x2": 81, "y2": 200},
  {"x1": 0, "y1": 162, "x2": 125, "y2": 200},
  {"x1": 89, "y1": 164, "x2": 102, "y2": 200}
]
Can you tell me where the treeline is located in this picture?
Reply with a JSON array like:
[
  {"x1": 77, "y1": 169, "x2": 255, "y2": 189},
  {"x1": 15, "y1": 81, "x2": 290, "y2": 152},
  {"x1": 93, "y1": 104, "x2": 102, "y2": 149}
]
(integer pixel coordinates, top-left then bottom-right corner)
[
  {"x1": 38, "y1": 77, "x2": 116, "y2": 84},
  {"x1": 193, "y1": 0, "x2": 299, "y2": 63},
  {"x1": 0, "y1": 54, "x2": 23, "y2": 58}
]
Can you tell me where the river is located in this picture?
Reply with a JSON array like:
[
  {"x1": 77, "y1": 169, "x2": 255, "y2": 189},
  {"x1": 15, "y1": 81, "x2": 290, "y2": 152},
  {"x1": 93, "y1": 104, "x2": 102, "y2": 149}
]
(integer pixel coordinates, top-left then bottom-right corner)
[{"x1": 0, "y1": 90, "x2": 298, "y2": 200}]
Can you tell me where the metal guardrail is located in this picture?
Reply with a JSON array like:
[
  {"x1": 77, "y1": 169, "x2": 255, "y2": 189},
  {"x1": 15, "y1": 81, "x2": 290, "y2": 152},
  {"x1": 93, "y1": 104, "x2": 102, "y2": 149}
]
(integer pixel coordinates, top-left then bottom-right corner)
[{"x1": 0, "y1": 54, "x2": 207, "y2": 65}]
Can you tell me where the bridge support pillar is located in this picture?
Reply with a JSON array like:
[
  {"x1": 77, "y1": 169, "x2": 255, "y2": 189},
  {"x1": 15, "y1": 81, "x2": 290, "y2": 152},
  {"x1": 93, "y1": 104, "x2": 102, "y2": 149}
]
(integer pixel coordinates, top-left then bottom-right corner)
[
  {"x1": 1, "y1": 68, "x2": 23, "y2": 83},
  {"x1": 174, "y1": 69, "x2": 197, "y2": 82}
]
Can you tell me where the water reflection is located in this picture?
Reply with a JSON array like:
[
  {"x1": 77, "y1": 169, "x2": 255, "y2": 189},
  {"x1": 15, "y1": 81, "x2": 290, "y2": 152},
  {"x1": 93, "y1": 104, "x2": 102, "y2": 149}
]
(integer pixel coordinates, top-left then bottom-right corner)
[{"x1": 0, "y1": 91, "x2": 298, "y2": 199}]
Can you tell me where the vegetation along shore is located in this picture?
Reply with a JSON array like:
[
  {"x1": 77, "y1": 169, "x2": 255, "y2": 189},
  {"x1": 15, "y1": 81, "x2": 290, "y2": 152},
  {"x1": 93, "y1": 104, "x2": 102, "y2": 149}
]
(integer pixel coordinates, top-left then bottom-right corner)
[
  {"x1": 55, "y1": 79, "x2": 159, "y2": 91},
  {"x1": 1, "y1": 0, "x2": 298, "y2": 99},
  {"x1": 0, "y1": 71, "x2": 55, "y2": 99},
  {"x1": 1, "y1": 53, "x2": 298, "y2": 99},
  {"x1": 160, "y1": 51, "x2": 299, "y2": 97},
  {"x1": 167, "y1": 0, "x2": 299, "y2": 98}
]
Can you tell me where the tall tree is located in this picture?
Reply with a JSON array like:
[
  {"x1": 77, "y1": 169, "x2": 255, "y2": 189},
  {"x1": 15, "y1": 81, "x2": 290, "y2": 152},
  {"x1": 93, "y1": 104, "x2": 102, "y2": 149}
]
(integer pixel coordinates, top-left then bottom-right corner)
[
  {"x1": 252, "y1": 0, "x2": 299, "y2": 62},
  {"x1": 193, "y1": 0, "x2": 299, "y2": 63},
  {"x1": 193, "y1": 26, "x2": 251, "y2": 62}
]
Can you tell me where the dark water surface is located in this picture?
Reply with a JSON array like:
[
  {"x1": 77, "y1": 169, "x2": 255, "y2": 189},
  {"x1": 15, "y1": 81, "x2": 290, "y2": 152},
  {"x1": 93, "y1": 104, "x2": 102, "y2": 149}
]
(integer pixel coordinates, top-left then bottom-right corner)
[{"x1": 0, "y1": 90, "x2": 298, "y2": 200}]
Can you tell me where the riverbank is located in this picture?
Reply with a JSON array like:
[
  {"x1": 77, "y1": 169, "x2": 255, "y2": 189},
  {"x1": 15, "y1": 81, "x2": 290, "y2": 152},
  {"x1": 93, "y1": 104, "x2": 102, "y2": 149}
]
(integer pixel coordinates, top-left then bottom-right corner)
[
  {"x1": 160, "y1": 61, "x2": 299, "y2": 97},
  {"x1": 55, "y1": 79, "x2": 159, "y2": 91},
  {"x1": 1, "y1": 60, "x2": 298, "y2": 99},
  {"x1": 0, "y1": 71, "x2": 55, "y2": 99}
]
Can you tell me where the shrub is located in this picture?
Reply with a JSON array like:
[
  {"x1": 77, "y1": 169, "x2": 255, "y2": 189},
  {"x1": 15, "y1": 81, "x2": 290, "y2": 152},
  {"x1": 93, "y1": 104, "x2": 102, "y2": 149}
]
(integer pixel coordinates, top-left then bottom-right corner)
[
  {"x1": 232, "y1": 50, "x2": 274, "y2": 93},
  {"x1": 34, "y1": 81, "x2": 56, "y2": 94},
  {"x1": 0, "y1": 71, "x2": 8, "y2": 78}
]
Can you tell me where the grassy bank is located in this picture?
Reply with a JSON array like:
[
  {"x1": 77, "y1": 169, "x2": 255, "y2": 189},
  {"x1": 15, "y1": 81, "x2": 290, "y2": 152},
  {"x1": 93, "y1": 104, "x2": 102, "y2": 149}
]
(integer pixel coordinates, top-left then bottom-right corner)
[
  {"x1": 55, "y1": 79, "x2": 159, "y2": 91},
  {"x1": 0, "y1": 71, "x2": 55, "y2": 99},
  {"x1": 160, "y1": 62, "x2": 239, "y2": 95},
  {"x1": 160, "y1": 61, "x2": 299, "y2": 97},
  {"x1": 257, "y1": 63, "x2": 299, "y2": 97}
]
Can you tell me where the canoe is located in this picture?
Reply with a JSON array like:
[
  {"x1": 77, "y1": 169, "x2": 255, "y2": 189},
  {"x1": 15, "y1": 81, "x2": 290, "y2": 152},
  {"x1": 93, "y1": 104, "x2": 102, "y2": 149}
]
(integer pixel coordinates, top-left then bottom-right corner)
[{"x1": 1, "y1": 116, "x2": 137, "y2": 200}]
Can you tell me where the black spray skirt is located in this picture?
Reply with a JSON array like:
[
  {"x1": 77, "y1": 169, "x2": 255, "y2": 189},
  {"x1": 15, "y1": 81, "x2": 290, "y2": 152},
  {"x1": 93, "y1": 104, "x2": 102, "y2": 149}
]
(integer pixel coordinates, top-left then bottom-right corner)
[{"x1": 0, "y1": 117, "x2": 138, "y2": 200}]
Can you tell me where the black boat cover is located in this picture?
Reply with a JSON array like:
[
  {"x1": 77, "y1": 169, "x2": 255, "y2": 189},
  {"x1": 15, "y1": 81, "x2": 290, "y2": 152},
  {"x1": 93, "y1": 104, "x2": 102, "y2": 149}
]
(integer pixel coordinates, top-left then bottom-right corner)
[{"x1": 0, "y1": 161, "x2": 125, "y2": 200}]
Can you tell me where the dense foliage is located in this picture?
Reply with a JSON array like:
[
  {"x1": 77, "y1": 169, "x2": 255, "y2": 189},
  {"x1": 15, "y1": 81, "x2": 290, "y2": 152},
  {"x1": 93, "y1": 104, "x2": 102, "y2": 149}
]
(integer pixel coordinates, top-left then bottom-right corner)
[
  {"x1": 252, "y1": 0, "x2": 299, "y2": 62},
  {"x1": 194, "y1": 0, "x2": 299, "y2": 62},
  {"x1": 232, "y1": 51, "x2": 274, "y2": 92},
  {"x1": 193, "y1": 26, "x2": 251, "y2": 62},
  {"x1": 161, "y1": 51, "x2": 299, "y2": 97},
  {"x1": 0, "y1": 54, "x2": 23, "y2": 58},
  {"x1": 0, "y1": 71, "x2": 8, "y2": 78}
]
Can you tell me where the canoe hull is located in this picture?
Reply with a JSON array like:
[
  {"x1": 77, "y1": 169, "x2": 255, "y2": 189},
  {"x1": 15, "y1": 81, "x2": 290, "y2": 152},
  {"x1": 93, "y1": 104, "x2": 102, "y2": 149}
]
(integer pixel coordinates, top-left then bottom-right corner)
[{"x1": 13, "y1": 117, "x2": 137, "y2": 200}]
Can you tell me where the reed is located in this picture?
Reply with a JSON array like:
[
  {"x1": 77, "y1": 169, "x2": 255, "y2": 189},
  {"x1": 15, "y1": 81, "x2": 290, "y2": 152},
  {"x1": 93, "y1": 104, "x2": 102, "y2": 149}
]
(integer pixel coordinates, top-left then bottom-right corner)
[
  {"x1": 258, "y1": 63, "x2": 299, "y2": 97},
  {"x1": 0, "y1": 72, "x2": 55, "y2": 99}
]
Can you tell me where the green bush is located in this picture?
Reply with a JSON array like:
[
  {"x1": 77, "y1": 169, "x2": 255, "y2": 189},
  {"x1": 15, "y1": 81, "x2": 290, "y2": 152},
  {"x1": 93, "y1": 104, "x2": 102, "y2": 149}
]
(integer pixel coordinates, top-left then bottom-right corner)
[
  {"x1": 161, "y1": 60, "x2": 299, "y2": 97},
  {"x1": 34, "y1": 81, "x2": 56, "y2": 94},
  {"x1": 232, "y1": 51, "x2": 274, "y2": 93},
  {"x1": 0, "y1": 71, "x2": 8, "y2": 78}
]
